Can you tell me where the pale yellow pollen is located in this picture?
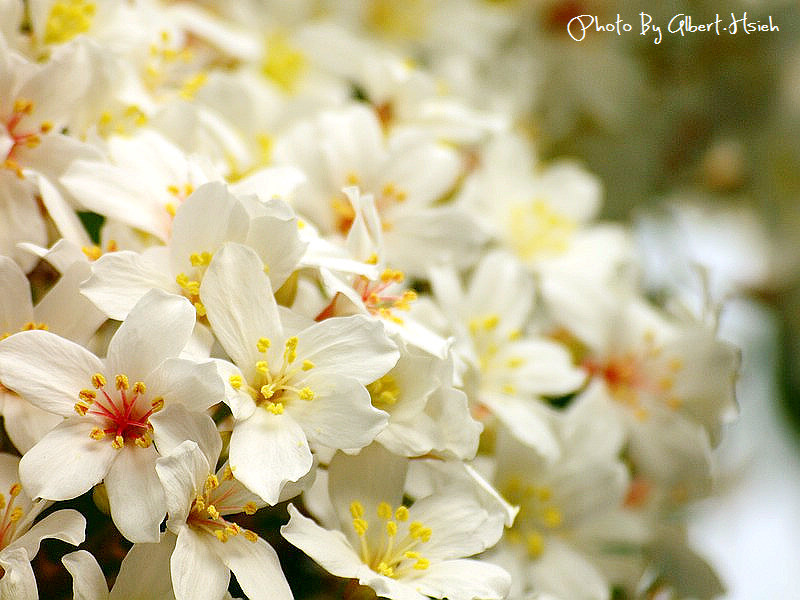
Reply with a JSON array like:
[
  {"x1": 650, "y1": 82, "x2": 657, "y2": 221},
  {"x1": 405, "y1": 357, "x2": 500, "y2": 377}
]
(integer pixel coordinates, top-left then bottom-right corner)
[
  {"x1": 367, "y1": 374, "x2": 400, "y2": 408},
  {"x1": 205, "y1": 475, "x2": 219, "y2": 492},
  {"x1": 74, "y1": 402, "x2": 90, "y2": 416},
  {"x1": 257, "y1": 337, "x2": 271, "y2": 352},
  {"x1": 207, "y1": 505, "x2": 220, "y2": 520},
  {"x1": 92, "y1": 373, "x2": 107, "y2": 388},
  {"x1": 111, "y1": 435, "x2": 124, "y2": 450},
  {"x1": 380, "y1": 268, "x2": 405, "y2": 283},
  {"x1": 345, "y1": 172, "x2": 360, "y2": 185},
  {"x1": 395, "y1": 506, "x2": 409, "y2": 521},
  {"x1": 165, "y1": 203, "x2": 177, "y2": 217},
  {"x1": 666, "y1": 396, "x2": 682, "y2": 410},
  {"x1": 262, "y1": 31, "x2": 306, "y2": 93},
  {"x1": 386, "y1": 520, "x2": 397, "y2": 536},
  {"x1": 266, "y1": 402, "x2": 284, "y2": 414},
  {"x1": 243, "y1": 502, "x2": 258, "y2": 515},
  {"x1": 509, "y1": 199, "x2": 575, "y2": 261},
  {"x1": 180, "y1": 71, "x2": 208, "y2": 100},
  {"x1": 283, "y1": 336, "x2": 298, "y2": 364},
  {"x1": 353, "y1": 517, "x2": 368, "y2": 536},
  {"x1": 377, "y1": 562, "x2": 394, "y2": 577},
  {"x1": 89, "y1": 427, "x2": 106, "y2": 440},
  {"x1": 243, "y1": 530, "x2": 258, "y2": 542},
  {"x1": 526, "y1": 531, "x2": 544, "y2": 557},
  {"x1": 377, "y1": 502, "x2": 392, "y2": 520},
  {"x1": 40, "y1": 121, "x2": 53, "y2": 134},
  {"x1": 9, "y1": 483, "x2": 21, "y2": 497},
  {"x1": 133, "y1": 381, "x2": 146, "y2": 394},
  {"x1": 229, "y1": 375, "x2": 243, "y2": 389},
  {"x1": 222, "y1": 466, "x2": 235, "y2": 481},
  {"x1": 298, "y1": 387, "x2": 314, "y2": 401},
  {"x1": 501, "y1": 384, "x2": 516, "y2": 395},
  {"x1": 0, "y1": 494, "x2": 5, "y2": 510},
  {"x1": 44, "y1": 0, "x2": 96, "y2": 45},
  {"x1": 3, "y1": 159, "x2": 24, "y2": 179},
  {"x1": 12, "y1": 99, "x2": 33, "y2": 115},
  {"x1": 9, "y1": 507, "x2": 23, "y2": 522},
  {"x1": 302, "y1": 360, "x2": 314, "y2": 371},
  {"x1": 189, "y1": 251, "x2": 213, "y2": 267},
  {"x1": 669, "y1": 358, "x2": 684, "y2": 372},
  {"x1": 214, "y1": 530, "x2": 228, "y2": 543},
  {"x1": 507, "y1": 357, "x2": 525, "y2": 368},
  {"x1": 150, "y1": 397, "x2": 165, "y2": 412},
  {"x1": 134, "y1": 434, "x2": 151, "y2": 448},
  {"x1": 542, "y1": 507, "x2": 563, "y2": 528},
  {"x1": 256, "y1": 361, "x2": 269, "y2": 374},
  {"x1": 409, "y1": 521, "x2": 432, "y2": 542},
  {"x1": 350, "y1": 501, "x2": 365, "y2": 518},
  {"x1": 81, "y1": 246, "x2": 102, "y2": 261}
]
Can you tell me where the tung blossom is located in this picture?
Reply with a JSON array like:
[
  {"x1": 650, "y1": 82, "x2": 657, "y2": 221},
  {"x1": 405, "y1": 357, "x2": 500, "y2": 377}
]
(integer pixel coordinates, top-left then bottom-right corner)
[
  {"x1": 0, "y1": 289, "x2": 223, "y2": 542},
  {"x1": 282, "y1": 443, "x2": 511, "y2": 600},
  {"x1": 200, "y1": 241, "x2": 398, "y2": 504}
]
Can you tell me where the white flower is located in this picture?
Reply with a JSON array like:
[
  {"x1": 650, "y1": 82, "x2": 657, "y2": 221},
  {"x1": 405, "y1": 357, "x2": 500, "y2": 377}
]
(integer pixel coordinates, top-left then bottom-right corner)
[
  {"x1": 151, "y1": 433, "x2": 293, "y2": 600},
  {"x1": 369, "y1": 338, "x2": 482, "y2": 461},
  {"x1": 199, "y1": 241, "x2": 398, "y2": 503},
  {"x1": 282, "y1": 443, "x2": 510, "y2": 600},
  {"x1": 488, "y1": 391, "x2": 648, "y2": 600},
  {"x1": 0, "y1": 453, "x2": 85, "y2": 600},
  {"x1": 429, "y1": 250, "x2": 586, "y2": 460},
  {"x1": 81, "y1": 180, "x2": 306, "y2": 321},
  {"x1": 578, "y1": 293, "x2": 740, "y2": 494},
  {"x1": 273, "y1": 103, "x2": 487, "y2": 276},
  {"x1": 0, "y1": 289, "x2": 223, "y2": 542}
]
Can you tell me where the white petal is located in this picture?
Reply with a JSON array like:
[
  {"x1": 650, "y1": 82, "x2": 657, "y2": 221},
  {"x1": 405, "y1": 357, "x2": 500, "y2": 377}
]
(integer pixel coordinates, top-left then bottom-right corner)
[
  {"x1": 105, "y1": 445, "x2": 165, "y2": 543},
  {"x1": 415, "y1": 558, "x2": 511, "y2": 600},
  {"x1": 215, "y1": 534, "x2": 292, "y2": 600},
  {"x1": 328, "y1": 443, "x2": 407, "y2": 534},
  {"x1": 110, "y1": 533, "x2": 177, "y2": 600},
  {"x1": 32, "y1": 261, "x2": 107, "y2": 346},
  {"x1": 0, "y1": 546, "x2": 38, "y2": 600},
  {"x1": 169, "y1": 182, "x2": 249, "y2": 276},
  {"x1": 62, "y1": 550, "x2": 109, "y2": 600},
  {"x1": 289, "y1": 376, "x2": 387, "y2": 450},
  {"x1": 229, "y1": 409, "x2": 312, "y2": 505},
  {"x1": 405, "y1": 493, "x2": 502, "y2": 561},
  {"x1": 156, "y1": 440, "x2": 209, "y2": 528},
  {"x1": 1, "y1": 391, "x2": 62, "y2": 453},
  {"x1": 527, "y1": 538, "x2": 609, "y2": 600},
  {"x1": 0, "y1": 330, "x2": 104, "y2": 416},
  {"x1": 295, "y1": 315, "x2": 398, "y2": 385},
  {"x1": 152, "y1": 404, "x2": 221, "y2": 472},
  {"x1": 81, "y1": 249, "x2": 174, "y2": 321},
  {"x1": 245, "y1": 213, "x2": 306, "y2": 291},
  {"x1": 171, "y1": 527, "x2": 230, "y2": 600},
  {"x1": 280, "y1": 504, "x2": 364, "y2": 580},
  {"x1": 481, "y1": 394, "x2": 561, "y2": 462},
  {"x1": 106, "y1": 289, "x2": 195, "y2": 382},
  {"x1": 200, "y1": 242, "x2": 282, "y2": 373},
  {"x1": 146, "y1": 357, "x2": 224, "y2": 414},
  {"x1": 20, "y1": 418, "x2": 116, "y2": 500},
  {"x1": 0, "y1": 255, "x2": 33, "y2": 330},
  {"x1": 8, "y1": 509, "x2": 85, "y2": 559}
]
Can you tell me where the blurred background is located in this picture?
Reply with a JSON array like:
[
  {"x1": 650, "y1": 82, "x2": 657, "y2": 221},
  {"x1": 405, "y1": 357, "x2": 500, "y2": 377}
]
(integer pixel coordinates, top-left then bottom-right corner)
[{"x1": 516, "y1": 1, "x2": 800, "y2": 597}]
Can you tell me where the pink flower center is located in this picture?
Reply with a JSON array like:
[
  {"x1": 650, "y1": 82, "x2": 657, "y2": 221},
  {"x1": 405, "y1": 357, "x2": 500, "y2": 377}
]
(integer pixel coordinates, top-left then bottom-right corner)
[
  {"x1": 2, "y1": 99, "x2": 52, "y2": 178},
  {"x1": 74, "y1": 373, "x2": 164, "y2": 449}
]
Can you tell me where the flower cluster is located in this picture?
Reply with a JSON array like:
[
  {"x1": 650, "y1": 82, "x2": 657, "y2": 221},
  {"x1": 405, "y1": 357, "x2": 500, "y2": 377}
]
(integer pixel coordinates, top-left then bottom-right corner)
[{"x1": 0, "y1": 2, "x2": 740, "y2": 600}]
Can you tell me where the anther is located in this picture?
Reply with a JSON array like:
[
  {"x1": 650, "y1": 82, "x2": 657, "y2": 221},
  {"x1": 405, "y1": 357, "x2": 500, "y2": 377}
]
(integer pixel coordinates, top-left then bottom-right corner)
[{"x1": 115, "y1": 374, "x2": 129, "y2": 391}]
